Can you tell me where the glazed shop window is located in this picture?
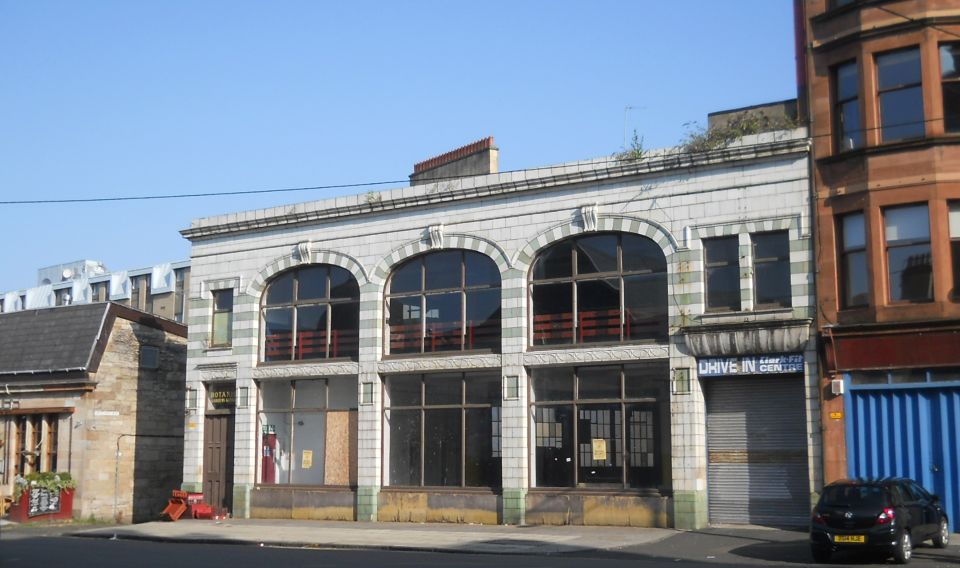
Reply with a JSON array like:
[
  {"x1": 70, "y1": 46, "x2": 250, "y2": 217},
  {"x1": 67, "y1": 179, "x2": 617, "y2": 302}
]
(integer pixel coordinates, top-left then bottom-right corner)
[
  {"x1": 262, "y1": 265, "x2": 360, "y2": 361},
  {"x1": 383, "y1": 372, "x2": 501, "y2": 488},
  {"x1": 941, "y1": 44, "x2": 960, "y2": 132},
  {"x1": 839, "y1": 212, "x2": 869, "y2": 308},
  {"x1": 530, "y1": 362, "x2": 669, "y2": 489},
  {"x1": 877, "y1": 48, "x2": 924, "y2": 142},
  {"x1": 8, "y1": 414, "x2": 60, "y2": 481},
  {"x1": 884, "y1": 204, "x2": 932, "y2": 302},
  {"x1": 210, "y1": 289, "x2": 234, "y2": 347},
  {"x1": 704, "y1": 236, "x2": 741, "y2": 311},
  {"x1": 386, "y1": 251, "x2": 501, "y2": 354},
  {"x1": 950, "y1": 202, "x2": 960, "y2": 298},
  {"x1": 751, "y1": 231, "x2": 791, "y2": 309},
  {"x1": 258, "y1": 378, "x2": 358, "y2": 485},
  {"x1": 834, "y1": 61, "x2": 862, "y2": 151},
  {"x1": 531, "y1": 233, "x2": 667, "y2": 346}
]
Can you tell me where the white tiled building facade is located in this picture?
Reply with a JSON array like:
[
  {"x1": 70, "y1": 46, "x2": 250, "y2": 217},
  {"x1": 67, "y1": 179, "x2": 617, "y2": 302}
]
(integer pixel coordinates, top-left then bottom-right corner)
[{"x1": 181, "y1": 130, "x2": 819, "y2": 529}]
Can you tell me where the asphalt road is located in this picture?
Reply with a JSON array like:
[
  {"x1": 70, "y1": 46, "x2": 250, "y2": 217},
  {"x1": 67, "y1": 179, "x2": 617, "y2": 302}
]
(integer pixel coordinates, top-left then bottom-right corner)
[{"x1": 1, "y1": 529, "x2": 958, "y2": 568}]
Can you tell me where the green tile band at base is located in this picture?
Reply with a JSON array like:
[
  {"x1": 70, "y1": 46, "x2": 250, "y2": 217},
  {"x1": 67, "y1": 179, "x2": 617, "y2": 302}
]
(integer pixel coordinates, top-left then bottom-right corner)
[
  {"x1": 673, "y1": 490, "x2": 708, "y2": 530},
  {"x1": 502, "y1": 488, "x2": 527, "y2": 525},
  {"x1": 233, "y1": 484, "x2": 253, "y2": 519},
  {"x1": 356, "y1": 486, "x2": 379, "y2": 521}
]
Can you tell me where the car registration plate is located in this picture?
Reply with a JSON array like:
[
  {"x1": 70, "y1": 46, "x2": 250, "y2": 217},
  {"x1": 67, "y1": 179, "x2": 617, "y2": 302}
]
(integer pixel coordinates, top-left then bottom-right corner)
[{"x1": 834, "y1": 535, "x2": 866, "y2": 543}]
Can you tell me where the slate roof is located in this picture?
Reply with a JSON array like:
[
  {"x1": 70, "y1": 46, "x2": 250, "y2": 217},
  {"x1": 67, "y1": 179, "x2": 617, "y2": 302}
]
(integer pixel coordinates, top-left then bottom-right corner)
[{"x1": 0, "y1": 303, "x2": 110, "y2": 375}]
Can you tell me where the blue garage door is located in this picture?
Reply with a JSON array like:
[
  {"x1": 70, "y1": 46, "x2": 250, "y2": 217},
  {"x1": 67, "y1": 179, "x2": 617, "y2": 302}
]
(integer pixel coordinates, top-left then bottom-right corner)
[{"x1": 846, "y1": 383, "x2": 959, "y2": 533}]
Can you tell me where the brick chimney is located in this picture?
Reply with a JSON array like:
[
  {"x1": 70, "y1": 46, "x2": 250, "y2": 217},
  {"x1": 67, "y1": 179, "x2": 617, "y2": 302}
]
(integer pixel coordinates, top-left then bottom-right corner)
[{"x1": 410, "y1": 137, "x2": 498, "y2": 186}]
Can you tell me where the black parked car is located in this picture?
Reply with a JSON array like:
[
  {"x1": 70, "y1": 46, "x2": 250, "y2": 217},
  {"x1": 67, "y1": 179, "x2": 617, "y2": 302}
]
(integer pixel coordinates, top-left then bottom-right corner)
[{"x1": 810, "y1": 478, "x2": 950, "y2": 564}]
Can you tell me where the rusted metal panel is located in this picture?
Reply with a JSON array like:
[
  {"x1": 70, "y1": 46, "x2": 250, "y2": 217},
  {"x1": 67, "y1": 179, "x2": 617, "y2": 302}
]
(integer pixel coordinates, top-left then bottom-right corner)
[
  {"x1": 250, "y1": 487, "x2": 356, "y2": 521},
  {"x1": 377, "y1": 491, "x2": 499, "y2": 524},
  {"x1": 831, "y1": 330, "x2": 960, "y2": 371}
]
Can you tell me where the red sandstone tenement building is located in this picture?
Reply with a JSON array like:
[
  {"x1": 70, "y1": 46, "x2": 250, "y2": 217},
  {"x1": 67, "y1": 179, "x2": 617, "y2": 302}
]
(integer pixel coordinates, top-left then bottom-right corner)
[{"x1": 797, "y1": 0, "x2": 960, "y2": 532}]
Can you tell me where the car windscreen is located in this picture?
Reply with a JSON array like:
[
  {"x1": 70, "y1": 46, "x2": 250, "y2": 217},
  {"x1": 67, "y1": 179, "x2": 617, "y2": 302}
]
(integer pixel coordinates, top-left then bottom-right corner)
[{"x1": 820, "y1": 485, "x2": 887, "y2": 507}]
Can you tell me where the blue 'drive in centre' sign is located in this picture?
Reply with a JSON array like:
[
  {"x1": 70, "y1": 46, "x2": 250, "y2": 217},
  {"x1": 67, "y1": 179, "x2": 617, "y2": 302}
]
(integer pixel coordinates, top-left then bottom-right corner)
[{"x1": 697, "y1": 353, "x2": 804, "y2": 377}]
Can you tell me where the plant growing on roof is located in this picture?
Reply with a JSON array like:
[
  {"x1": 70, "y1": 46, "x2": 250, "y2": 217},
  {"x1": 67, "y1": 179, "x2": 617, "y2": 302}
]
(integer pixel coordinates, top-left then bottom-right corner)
[{"x1": 680, "y1": 110, "x2": 798, "y2": 154}]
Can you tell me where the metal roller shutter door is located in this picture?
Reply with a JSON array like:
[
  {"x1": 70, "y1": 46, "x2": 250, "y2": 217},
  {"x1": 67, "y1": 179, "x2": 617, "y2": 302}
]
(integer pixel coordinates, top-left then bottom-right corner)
[{"x1": 705, "y1": 376, "x2": 809, "y2": 527}]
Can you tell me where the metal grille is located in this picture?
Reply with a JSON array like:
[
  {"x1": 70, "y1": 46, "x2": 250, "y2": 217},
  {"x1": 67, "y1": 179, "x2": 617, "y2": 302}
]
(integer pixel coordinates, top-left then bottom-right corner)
[{"x1": 705, "y1": 376, "x2": 809, "y2": 527}]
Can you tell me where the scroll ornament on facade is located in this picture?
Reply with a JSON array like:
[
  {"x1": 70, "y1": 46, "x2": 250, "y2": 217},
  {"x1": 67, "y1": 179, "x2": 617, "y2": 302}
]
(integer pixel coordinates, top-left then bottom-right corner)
[
  {"x1": 428, "y1": 224, "x2": 444, "y2": 249},
  {"x1": 581, "y1": 204, "x2": 599, "y2": 232},
  {"x1": 295, "y1": 241, "x2": 313, "y2": 263}
]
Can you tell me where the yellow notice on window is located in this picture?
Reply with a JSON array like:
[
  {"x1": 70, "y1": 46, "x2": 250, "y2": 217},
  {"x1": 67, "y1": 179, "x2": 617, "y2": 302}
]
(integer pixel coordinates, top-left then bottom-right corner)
[
  {"x1": 592, "y1": 439, "x2": 607, "y2": 461},
  {"x1": 301, "y1": 450, "x2": 313, "y2": 469}
]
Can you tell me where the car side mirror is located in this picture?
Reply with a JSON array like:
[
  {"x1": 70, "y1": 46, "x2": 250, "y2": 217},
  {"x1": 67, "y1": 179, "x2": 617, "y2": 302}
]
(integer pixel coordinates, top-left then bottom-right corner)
[{"x1": 931, "y1": 494, "x2": 940, "y2": 503}]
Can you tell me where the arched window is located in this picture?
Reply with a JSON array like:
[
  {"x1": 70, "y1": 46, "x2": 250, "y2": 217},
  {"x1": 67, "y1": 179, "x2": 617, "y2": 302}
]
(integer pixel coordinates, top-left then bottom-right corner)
[
  {"x1": 530, "y1": 232, "x2": 667, "y2": 345},
  {"x1": 386, "y1": 250, "x2": 501, "y2": 354},
  {"x1": 261, "y1": 265, "x2": 360, "y2": 361}
]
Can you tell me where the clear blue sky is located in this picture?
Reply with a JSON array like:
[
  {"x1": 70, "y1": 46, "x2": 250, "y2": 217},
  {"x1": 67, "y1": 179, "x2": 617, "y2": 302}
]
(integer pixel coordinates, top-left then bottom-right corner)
[{"x1": 0, "y1": 0, "x2": 798, "y2": 293}]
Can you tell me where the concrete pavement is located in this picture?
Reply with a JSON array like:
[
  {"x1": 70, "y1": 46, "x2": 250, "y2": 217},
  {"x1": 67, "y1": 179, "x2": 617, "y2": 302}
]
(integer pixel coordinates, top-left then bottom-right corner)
[{"x1": 68, "y1": 518, "x2": 675, "y2": 555}]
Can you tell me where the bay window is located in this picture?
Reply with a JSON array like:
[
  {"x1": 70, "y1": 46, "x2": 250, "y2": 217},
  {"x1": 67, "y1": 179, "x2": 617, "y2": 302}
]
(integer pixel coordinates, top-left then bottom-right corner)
[
  {"x1": 884, "y1": 204, "x2": 932, "y2": 302},
  {"x1": 834, "y1": 61, "x2": 862, "y2": 150},
  {"x1": 877, "y1": 48, "x2": 924, "y2": 142},
  {"x1": 839, "y1": 212, "x2": 869, "y2": 308},
  {"x1": 941, "y1": 44, "x2": 960, "y2": 132}
]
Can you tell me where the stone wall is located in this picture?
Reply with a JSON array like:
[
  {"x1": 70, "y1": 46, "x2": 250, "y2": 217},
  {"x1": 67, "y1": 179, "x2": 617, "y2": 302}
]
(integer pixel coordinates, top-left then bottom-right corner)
[{"x1": 74, "y1": 317, "x2": 186, "y2": 522}]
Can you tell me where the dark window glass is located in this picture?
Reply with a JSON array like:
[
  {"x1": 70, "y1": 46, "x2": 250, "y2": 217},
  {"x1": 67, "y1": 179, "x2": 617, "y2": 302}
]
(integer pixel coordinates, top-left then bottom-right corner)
[
  {"x1": 464, "y1": 252, "x2": 500, "y2": 287},
  {"x1": 262, "y1": 266, "x2": 360, "y2": 361},
  {"x1": 534, "y1": 405, "x2": 575, "y2": 487},
  {"x1": 950, "y1": 202, "x2": 960, "y2": 298},
  {"x1": 577, "y1": 279, "x2": 621, "y2": 343},
  {"x1": 425, "y1": 292, "x2": 462, "y2": 352},
  {"x1": 623, "y1": 273, "x2": 668, "y2": 342},
  {"x1": 264, "y1": 308, "x2": 293, "y2": 361},
  {"x1": 387, "y1": 410, "x2": 421, "y2": 485},
  {"x1": 388, "y1": 296, "x2": 422, "y2": 354},
  {"x1": 622, "y1": 234, "x2": 668, "y2": 273},
  {"x1": 298, "y1": 266, "x2": 328, "y2": 300},
  {"x1": 531, "y1": 364, "x2": 668, "y2": 489},
  {"x1": 390, "y1": 261, "x2": 421, "y2": 294},
  {"x1": 384, "y1": 373, "x2": 500, "y2": 488},
  {"x1": 329, "y1": 302, "x2": 359, "y2": 358},
  {"x1": 424, "y1": 409, "x2": 462, "y2": 486},
  {"x1": 821, "y1": 484, "x2": 887, "y2": 507},
  {"x1": 329, "y1": 266, "x2": 360, "y2": 299},
  {"x1": 266, "y1": 272, "x2": 294, "y2": 305},
  {"x1": 531, "y1": 233, "x2": 667, "y2": 345},
  {"x1": 941, "y1": 44, "x2": 960, "y2": 132},
  {"x1": 425, "y1": 373, "x2": 461, "y2": 405},
  {"x1": 296, "y1": 304, "x2": 327, "y2": 359},
  {"x1": 465, "y1": 373, "x2": 501, "y2": 404},
  {"x1": 532, "y1": 282, "x2": 573, "y2": 346},
  {"x1": 704, "y1": 237, "x2": 741, "y2": 311},
  {"x1": 835, "y1": 61, "x2": 862, "y2": 150},
  {"x1": 465, "y1": 289, "x2": 501, "y2": 351},
  {"x1": 387, "y1": 375, "x2": 422, "y2": 407},
  {"x1": 576, "y1": 234, "x2": 618, "y2": 274},
  {"x1": 577, "y1": 366, "x2": 621, "y2": 399},
  {"x1": 752, "y1": 232, "x2": 792, "y2": 308},
  {"x1": 532, "y1": 240, "x2": 573, "y2": 280},
  {"x1": 465, "y1": 407, "x2": 501, "y2": 487},
  {"x1": 531, "y1": 367, "x2": 575, "y2": 401},
  {"x1": 885, "y1": 204, "x2": 932, "y2": 302},
  {"x1": 840, "y1": 213, "x2": 869, "y2": 307},
  {"x1": 877, "y1": 48, "x2": 924, "y2": 142},
  {"x1": 387, "y1": 251, "x2": 500, "y2": 354},
  {"x1": 424, "y1": 251, "x2": 462, "y2": 290}
]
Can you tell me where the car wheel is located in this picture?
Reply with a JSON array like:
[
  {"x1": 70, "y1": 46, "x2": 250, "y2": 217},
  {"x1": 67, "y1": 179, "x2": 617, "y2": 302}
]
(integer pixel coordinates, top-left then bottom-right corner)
[
  {"x1": 810, "y1": 546, "x2": 831, "y2": 564},
  {"x1": 933, "y1": 518, "x2": 950, "y2": 549},
  {"x1": 893, "y1": 530, "x2": 912, "y2": 564}
]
